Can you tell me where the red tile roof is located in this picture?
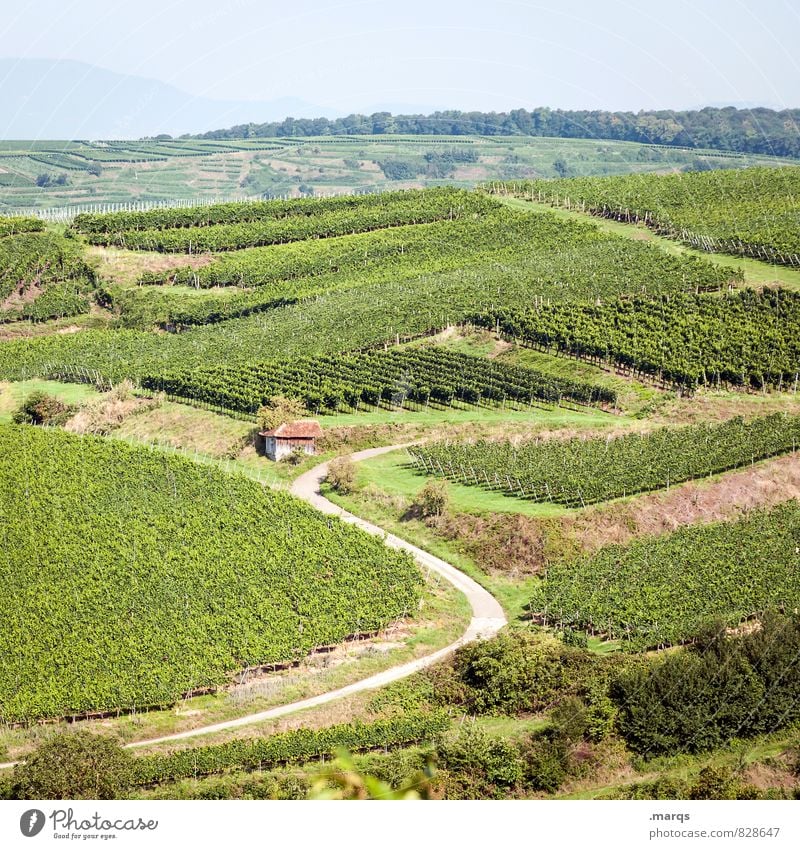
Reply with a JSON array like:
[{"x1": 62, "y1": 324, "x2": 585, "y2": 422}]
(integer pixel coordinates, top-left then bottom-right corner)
[{"x1": 260, "y1": 420, "x2": 323, "y2": 439}]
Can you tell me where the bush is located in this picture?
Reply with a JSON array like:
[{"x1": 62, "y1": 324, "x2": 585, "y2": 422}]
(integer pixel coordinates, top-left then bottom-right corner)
[
  {"x1": 280, "y1": 448, "x2": 308, "y2": 466},
  {"x1": 518, "y1": 735, "x2": 569, "y2": 793},
  {"x1": 688, "y1": 766, "x2": 743, "y2": 800},
  {"x1": 611, "y1": 613, "x2": 800, "y2": 758},
  {"x1": 327, "y1": 456, "x2": 356, "y2": 494},
  {"x1": 414, "y1": 479, "x2": 449, "y2": 518},
  {"x1": 12, "y1": 391, "x2": 73, "y2": 426},
  {"x1": 11, "y1": 731, "x2": 133, "y2": 800},
  {"x1": 437, "y1": 724, "x2": 523, "y2": 798},
  {"x1": 432, "y1": 632, "x2": 598, "y2": 715}
]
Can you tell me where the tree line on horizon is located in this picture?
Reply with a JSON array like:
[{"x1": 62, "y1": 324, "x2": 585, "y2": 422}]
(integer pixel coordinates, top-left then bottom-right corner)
[{"x1": 178, "y1": 106, "x2": 800, "y2": 159}]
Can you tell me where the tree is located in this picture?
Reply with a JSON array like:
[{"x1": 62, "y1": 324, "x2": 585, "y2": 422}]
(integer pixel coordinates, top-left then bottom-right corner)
[
  {"x1": 256, "y1": 395, "x2": 308, "y2": 431},
  {"x1": 12, "y1": 731, "x2": 133, "y2": 800}
]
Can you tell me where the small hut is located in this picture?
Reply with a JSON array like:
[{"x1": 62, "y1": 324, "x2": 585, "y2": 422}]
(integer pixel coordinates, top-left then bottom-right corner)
[{"x1": 260, "y1": 420, "x2": 323, "y2": 461}]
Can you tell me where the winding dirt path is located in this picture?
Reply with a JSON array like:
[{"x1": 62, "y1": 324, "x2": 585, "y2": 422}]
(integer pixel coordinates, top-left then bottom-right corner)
[{"x1": 0, "y1": 445, "x2": 505, "y2": 765}]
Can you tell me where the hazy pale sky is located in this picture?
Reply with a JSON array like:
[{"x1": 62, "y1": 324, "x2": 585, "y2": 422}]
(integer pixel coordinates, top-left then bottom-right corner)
[{"x1": 2, "y1": 0, "x2": 798, "y2": 112}]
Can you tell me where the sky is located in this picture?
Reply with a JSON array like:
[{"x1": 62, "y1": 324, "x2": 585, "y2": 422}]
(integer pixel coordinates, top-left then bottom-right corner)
[{"x1": 1, "y1": 0, "x2": 798, "y2": 114}]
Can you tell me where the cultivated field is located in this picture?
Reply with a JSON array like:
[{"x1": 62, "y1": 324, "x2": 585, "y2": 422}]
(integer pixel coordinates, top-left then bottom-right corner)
[{"x1": 2, "y1": 171, "x2": 800, "y2": 802}]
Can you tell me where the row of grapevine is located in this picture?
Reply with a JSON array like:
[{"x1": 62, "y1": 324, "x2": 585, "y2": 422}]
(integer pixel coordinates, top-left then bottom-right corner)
[
  {"x1": 1, "y1": 283, "x2": 91, "y2": 324},
  {"x1": 485, "y1": 167, "x2": 800, "y2": 264},
  {"x1": 132, "y1": 713, "x2": 450, "y2": 785},
  {"x1": 473, "y1": 288, "x2": 800, "y2": 391},
  {"x1": 136, "y1": 209, "x2": 521, "y2": 289},
  {"x1": 108, "y1": 205, "x2": 733, "y2": 331},
  {"x1": 410, "y1": 413, "x2": 800, "y2": 506},
  {"x1": 71, "y1": 187, "x2": 438, "y2": 234},
  {"x1": 0, "y1": 216, "x2": 44, "y2": 238},
  {"x1": 534, "y1": 501, "x2": 800, "y2": 649},
  {"x1": 140, "y1": 348, "x2": 615, "y2": 415},
  {"x1": 0, "y1": 202, "x2": 736, "y2": 381},
  {"x1": 76, "y1": 189, "x2": 497, "y2": 252},
  {"x1": 0, "y1": 424, "x2": 422, "y2": 722},
  {"x1": 132, "y1": 203, "x2": 732, "y2": 292}
]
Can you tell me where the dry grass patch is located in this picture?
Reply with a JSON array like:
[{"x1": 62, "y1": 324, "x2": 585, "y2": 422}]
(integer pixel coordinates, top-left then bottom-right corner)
[
  {"x1": 86, "y1": 245, "x2": 214, "y2": 287},
  {"x1": 113, "y1": 401, "x2": 254, "y2": 458}
]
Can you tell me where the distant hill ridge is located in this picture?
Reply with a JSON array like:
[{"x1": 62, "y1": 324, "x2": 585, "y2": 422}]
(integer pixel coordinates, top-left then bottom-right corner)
[{"x1": 190, "y1": 106, "x2": 800, "y2": 159}]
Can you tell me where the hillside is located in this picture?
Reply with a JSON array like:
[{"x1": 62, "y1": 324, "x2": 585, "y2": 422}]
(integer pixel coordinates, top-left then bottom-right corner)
[
  {"x1": 0, "y1": 424, "x2": 421, "y2": 722},
  {"x1": 0, "y1": 135, "x2": 790, "y2": 213},
  {"x1": 1, "y1": 177, "x2": 800, "y2": 803}
]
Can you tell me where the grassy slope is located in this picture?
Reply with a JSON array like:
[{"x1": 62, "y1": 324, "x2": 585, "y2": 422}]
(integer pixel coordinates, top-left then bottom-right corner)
[
  {"x1": 353, "y1": 448, "x2": 571, "y2": 518},
  {"x1": 323, "y1": 481, "x2": 537, "y2": 625},
  {"x1": 0, "y1": 379, "x2": 101, "y2": 419}
]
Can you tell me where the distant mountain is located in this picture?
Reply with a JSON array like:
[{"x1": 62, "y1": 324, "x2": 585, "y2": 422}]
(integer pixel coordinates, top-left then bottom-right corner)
[{"x1": 0, "y1": 58, "x2": 337, "y2": 139}]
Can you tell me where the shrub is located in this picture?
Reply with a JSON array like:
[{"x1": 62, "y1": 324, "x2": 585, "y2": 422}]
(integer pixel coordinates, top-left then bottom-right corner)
[
  {"x1": 437, "y1": 724, "x2": 523, "y2": 798},
  {"x1": 688, "y1": 766, "x2": 742, "y2": 800},
  {"x1": 414, "y1": 479, "x2": 449, "y2": 518},
  {"x1": 611, "y1": 634, "x2": 767, "y2": 756},
  {"x1": 327, "y1": 456, "x2": 356, "y2": 494},
  {"x1": 280, "y1": 448, "x2": 308, "y2": 466},
  {"x1": 11, "y1": 731, "x2": 133, "y2": 800},
  {"x1": 518, "y1": 735, "x2": 569, "y2": 793},
  {"x1": 433, "y1": 632, "x2": 597, "y2": 715},
  {"x1": 12, "y1": 392, "x2": 73, "y2": 426}
]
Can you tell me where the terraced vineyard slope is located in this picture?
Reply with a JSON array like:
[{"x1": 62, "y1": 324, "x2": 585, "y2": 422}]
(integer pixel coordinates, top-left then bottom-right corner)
[
  {"x1": 474, "y1": 289, "x2": 800, "y2": 390},
  {"x1": 411, "y1": 413, "x2": 800, "y2": 505},
  {"x1": 142, "y1": 348, "x2": 615, "y2": 415},
  {"x1": 0, "y1": 229, "x2": 95, "y2": 323},
  {"x1": 0, "y1": 423, "x2": 422, "y2": 722},
  {"x1": 535, "y1": 501, "x2": 800, "y2": 649},
  {"x1": 487, "y1": 167, "x2": 800, "y2": 265},
  {"x1": 0, "y1": 194, "x2": 736, "y2": 382}
]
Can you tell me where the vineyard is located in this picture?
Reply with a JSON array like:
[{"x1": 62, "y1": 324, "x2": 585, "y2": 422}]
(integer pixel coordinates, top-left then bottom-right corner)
[
  {"x1": 132, "y1": 713, "x2": 450, "y2": 785},
  {"x1": 534, "y1": 501, "x2": 800, "y2": 649},
  {"x1": 409, "y1": 413, "x2": 800, "y2": 506},
  {"x1": 75, "y1": 188, "x2": 497, "y2": 253},
  {"x1": 0, "y1": 231, "x2": 92, "y2": 302},
  {"x1": 71, "y1": 189, "x2": 472, "y2": 234},
  {"x1": 473, "y1": 288, "x2": 800, "y2": 390},
  {"x1": 141, "y1": 348, "x2": 615, "y2": 416},
  {"x1": 0, "y1": 200, "x2": 736, "y2": 379},
  {"x1": 0, "y1": 424, "x2": 422, "y2": 722},
  {"x1": 0, "y1": 230, "x2": 95, "y2": 323},
  {"x1": 133, "y1": 204, "x2": 731, "y2": 293},
  {"x1": 486, "y1": 166, "x2": 800, "y2": 265},
  {"x1": 107, "y1": 205, "x2": 732, "y2": 332}
]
